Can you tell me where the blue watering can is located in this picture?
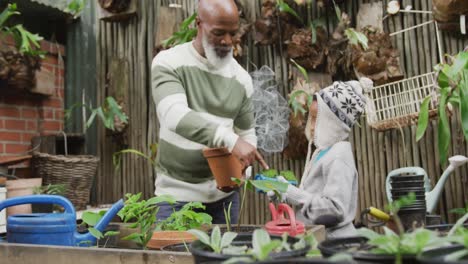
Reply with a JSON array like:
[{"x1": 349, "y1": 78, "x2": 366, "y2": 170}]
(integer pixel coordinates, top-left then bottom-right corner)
[{"x1": 0, "y1": 195, "x2": 124, "y2": 247}]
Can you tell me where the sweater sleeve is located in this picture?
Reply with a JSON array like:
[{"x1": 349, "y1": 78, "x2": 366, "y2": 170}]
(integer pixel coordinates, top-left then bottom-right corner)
[
  {"x1": 233, "y1": 87, "x2": 257, "y2": 147},
  {"x1": 286, "y1": 160, "x2": 355, "y2": 227},
  {"x1": 151, "y1": 57, "x2": 239, "y2": 151}
]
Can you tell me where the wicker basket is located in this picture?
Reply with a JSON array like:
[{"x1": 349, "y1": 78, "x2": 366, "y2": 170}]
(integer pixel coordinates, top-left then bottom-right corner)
[
  {"x1": 365, "y1": 72, "x2": 439, "y2": 131},
  {"x1": 32, "y1": 152, "x2": 99, "y2": 210}
]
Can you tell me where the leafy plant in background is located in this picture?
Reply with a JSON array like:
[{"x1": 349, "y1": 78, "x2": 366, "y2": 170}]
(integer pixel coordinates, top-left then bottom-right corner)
[
  {"x1": 417, "y1": 51, "x2": 468, "y2": 166},
  {"x1": 439, "y1": 212, "x2": 468, "y2": 261},
  {"x1": 0, "y1": 4, "x2": 46, "y2": 58},
  {"x1": 117, "y1": 193, "x2": 176, "y2": 249},
  {"x1": 33, "y1": 184, "x2": 66, "y2": 195},
  {"x1": 80, "y1": 210, "x2": 120, "y2": 247},
  {"x1": 450, "y1": 201, "x2": 468, "y2": 216},
  {"x1": 113, "y1": 143, "x2": 158, "y2": 169},
  {"x1": 65, "y1": 0, "x2": 88, "y2": 19},
  {"x1": 288, "y1": 59, "x2": 314, "y2": 116},
  {"x1": 260, "y1": 169, "x2": 297, "y2": 182},
  {"x1": 332, "y1": 1, "x2": 368, "y2": 50},
  {"x1": 356, "y1": 193, "x2": 445, "y2": 264},
  {"x1": 162, "y1": 12, "x2": 198, "y2": 49},
  {"x1": 155, "y1": 202, "x2": 212, "y2": 231},
  {"x1": 66, "y1": 96, "x2": 129, "y2": 132},
  {"x1": 276, "y1": 0, "x2": 303, "y2": 24}
]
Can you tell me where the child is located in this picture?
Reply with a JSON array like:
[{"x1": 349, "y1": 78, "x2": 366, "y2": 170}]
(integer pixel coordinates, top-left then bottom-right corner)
[{"x1": 280, "y1": 77, "x2": 372, "y2": 238}]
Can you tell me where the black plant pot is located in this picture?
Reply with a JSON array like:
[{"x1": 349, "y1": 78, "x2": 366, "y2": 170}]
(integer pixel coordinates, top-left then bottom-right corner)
[
  {"x1": 391, "y1": 190, "x2": 426, "y2": 196},
  {"x1": 391, "y1": 181, "x2": 425, "y2": 189},
  {"x1": 391, "y1": 174, "x2": 424, "y2": 182},
  {"x1": 244, "y1": 257, "x2": 351, "y2": 264},
  {"x1": 418, "y1": 245, "x2": 468, "y2": 264},
  {"x1": 398, "y1": 208, "x2": 426, "y2": 231},
  {"x1": 190, "y1": 233, "x2": 309, "y2": 264},
  {"x1": 318, "y1": 236, "x2": 417, "y2": 264}
]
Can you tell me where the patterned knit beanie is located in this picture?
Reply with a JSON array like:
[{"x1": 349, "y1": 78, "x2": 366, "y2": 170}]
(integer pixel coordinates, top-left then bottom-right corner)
[
  {"x1": 317, "y1": 77, "x2": 371, "y2": 128},
  {"x1": 312, "y1": 77, "x2": 372, "y2": 149}
]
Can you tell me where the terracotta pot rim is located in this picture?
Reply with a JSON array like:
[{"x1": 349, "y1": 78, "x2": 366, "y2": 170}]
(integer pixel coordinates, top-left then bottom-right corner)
[{"x1": 202, "y1": 147, "x2": 231, "y2": 158}]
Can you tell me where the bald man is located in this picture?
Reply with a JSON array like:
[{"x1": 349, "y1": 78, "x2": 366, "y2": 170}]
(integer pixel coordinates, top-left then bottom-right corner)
[{"x1": 151, "y1": 0, "x2": 267, "y2": 224}]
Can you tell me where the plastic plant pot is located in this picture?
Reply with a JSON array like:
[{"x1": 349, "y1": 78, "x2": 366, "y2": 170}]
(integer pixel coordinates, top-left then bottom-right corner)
[{"x1": 203, "y1": 148, "x2": 243, "y2": 193}]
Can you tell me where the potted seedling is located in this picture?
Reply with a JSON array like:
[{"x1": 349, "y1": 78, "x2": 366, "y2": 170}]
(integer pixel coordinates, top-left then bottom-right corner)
[
  {"x1": 188, "y1": 226, "x2": 311, "y2": 263},
  {"x1": 32, "y1": 184, "x2": 66, "y2": 213},
  {"x1": 79, "y1": 210, "x2": 121, "y2": 248},
  {"x1": 319, "y1": 193, "x2": 446, "y2": 264},
  {"x1": 418, "y1": 213, "x2": 468, "y2": 263},
  {"x1": 117, "y1": 193, "x2": 175, "y2": 250},
  {"x1": 149, "y1": 201, "x2": 212, "y2": 250}
]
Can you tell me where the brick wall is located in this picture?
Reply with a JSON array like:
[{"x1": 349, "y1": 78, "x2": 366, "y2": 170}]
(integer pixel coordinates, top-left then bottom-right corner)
[{"x1": 0, "y1": 36, "x2": 66, "y2": 158}]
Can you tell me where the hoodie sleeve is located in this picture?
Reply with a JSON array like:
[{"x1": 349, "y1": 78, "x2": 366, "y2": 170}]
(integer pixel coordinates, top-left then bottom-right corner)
[{"x1": 285, "y1": 159, "x2": 355, "y2": 227}]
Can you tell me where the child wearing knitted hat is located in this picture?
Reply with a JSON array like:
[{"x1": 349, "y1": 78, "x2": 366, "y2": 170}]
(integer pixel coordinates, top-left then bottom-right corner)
[{"x1": 277, "y1": 77, "x2": 372, "y2": 238}]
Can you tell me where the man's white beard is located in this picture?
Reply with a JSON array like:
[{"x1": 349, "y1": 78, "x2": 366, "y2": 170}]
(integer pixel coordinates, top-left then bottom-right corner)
[{"x1": 202, "y1": 34, "x2": 233, "y2": 68}]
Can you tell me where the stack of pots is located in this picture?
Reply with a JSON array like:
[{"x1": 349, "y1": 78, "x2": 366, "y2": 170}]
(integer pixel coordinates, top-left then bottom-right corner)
[{"x1": 390, "y1": 172, "x2": 426, "y2": 231}]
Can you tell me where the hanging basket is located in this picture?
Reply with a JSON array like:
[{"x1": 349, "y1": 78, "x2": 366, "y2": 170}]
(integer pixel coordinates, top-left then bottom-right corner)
[
  {"x1": 365, "y1": 72, "x2": 439, "y2": 131},
  {"x1": 32, "y1": 132, "x2": 98, "y2": 210},
  {"x1": 32, "y1": 152, "x2": 98, "y2": 210}
]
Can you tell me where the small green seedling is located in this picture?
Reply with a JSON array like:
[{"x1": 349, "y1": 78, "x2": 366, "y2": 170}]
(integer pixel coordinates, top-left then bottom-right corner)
[
  {"x1": 117, "y1": 193, "x2": 176, "y2": 249},
  {"x1": 188, "y1": 225, "x2": 238, "y2": 254},
  {"x1": 81, "y1": 210, "x2": 120, "y2": 248}
]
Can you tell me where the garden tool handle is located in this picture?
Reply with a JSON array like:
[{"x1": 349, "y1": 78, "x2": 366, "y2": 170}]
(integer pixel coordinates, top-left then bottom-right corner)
[
  {"x1": 0, "y1": 195, "x2": 75, "y2": 214},
  {"x1": 277, "y1": 203, "x2": 298, "y2": 231},
  {"x1": 368, "y1": 207, "x2": 391, "y2": 222}
]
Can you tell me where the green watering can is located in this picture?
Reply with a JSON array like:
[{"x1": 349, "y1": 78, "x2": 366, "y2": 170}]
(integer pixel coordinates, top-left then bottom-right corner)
[{"x1": 385, "y1": 155, "x2": 468, "y2": 213}]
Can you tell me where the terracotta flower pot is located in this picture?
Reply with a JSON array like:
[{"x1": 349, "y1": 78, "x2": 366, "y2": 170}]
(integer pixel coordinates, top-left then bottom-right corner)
[
  {"x1": 203, "y1": 148, "x2": 242, "y2": 193},
  {"x1": 5, "y1": 178, "x2": 42, "y2": 216},
  {"x1": 148, "y1": 231, "x2": 196, "y2": 250}
]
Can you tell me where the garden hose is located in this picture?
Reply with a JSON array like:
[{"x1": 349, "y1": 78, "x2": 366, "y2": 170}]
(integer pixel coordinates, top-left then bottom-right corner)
[{"x1": 360, "y1": 207, "x2": 391, "y2": 228}]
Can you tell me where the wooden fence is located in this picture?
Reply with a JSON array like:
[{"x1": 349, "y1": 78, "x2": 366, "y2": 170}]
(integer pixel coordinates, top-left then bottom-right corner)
[{"x1": 95, "y1": 0, "x2": 468, "y2": 224}]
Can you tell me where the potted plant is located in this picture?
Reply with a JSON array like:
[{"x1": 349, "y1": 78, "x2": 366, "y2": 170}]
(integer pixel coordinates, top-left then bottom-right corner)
[
  {"x1": 418, "y1": 213, "x2": 468, "y2": 263},
  {"x1": 149, "y1": 201, "x2": 213, "y2": 249},
  {"x1": 117, "y1": 192, "x2": 175, "y2": 250},
  {"x1": 318, "y1": 193, "x2": 446, "y2": 264},
  {"x1": 31, "y1": 184, "x2": 66, "y2": 213},
  {"x1": 188, "y1": 226, "x2": 311, "y2": 264},
  {"x1": 0, "y1": 4, "x2": 45, "y2": 91},
  {"x1": 78, "y1": 210, "x2": 121, "y2": 248}
]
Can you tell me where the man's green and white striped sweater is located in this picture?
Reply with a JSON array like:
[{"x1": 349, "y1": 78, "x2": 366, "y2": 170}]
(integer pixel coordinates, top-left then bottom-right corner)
[{"x1": 151, "y1": 42, "x2": 257, "y2": 203}]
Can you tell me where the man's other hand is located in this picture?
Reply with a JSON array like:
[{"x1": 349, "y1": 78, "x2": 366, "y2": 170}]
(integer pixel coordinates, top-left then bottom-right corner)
[{"x1": 232, "y1": 138, "x2": 269, "y2": 170}]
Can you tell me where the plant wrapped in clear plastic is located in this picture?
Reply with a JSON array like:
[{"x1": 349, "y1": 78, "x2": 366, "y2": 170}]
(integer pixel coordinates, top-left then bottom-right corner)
[{"x1": 250, "y1": 66, "x2": 290, "y2": 154}]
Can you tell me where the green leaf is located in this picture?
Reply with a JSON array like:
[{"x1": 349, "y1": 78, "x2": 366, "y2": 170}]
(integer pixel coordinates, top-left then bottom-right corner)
[
  {"x1": 122, "y1": 233, "x2": 142, "y2": 242},
  {"x1": 460, "y1": 70, "x2": 468, "y2": 142},
  {"x1": 290, "y1": 59, "x2": 309, "y2": 82},
  {"x1": 261, "y1": 169, "x2": 278, "y2": 178},
  {"x1": 221, "y1": 232, "x2": 238, "y2": 249},
  {"x1": 438, "y1": 88, "x2": 451, "y2": 166},
  {"x1": 189, "y1": 230, "x2": 210, "y2": 246},
  {"x1": 0, "y1": 4, "x2": 19, "y2": 28},
  {"x1": 252, "y1": 229, "x2": 271, "y2": 254},
  {"x1": 89, "y1": 227, "x2": 104, "y2": 239},
  {"x1": 82, "y1": 212, "x2": 102, "y2": 226},
  {"x1": 332, "y1": 0, "x2": 341, "y2": 21},
  {"x1": 104, "y1": 231, "x2": 120, "y2": 237},
  {"x1": 276, "y1": 1, "x2": 303, "y2": 23},
  {"x1": 258, "y1": 240, "x2": 282, "y2": 260},
  {"x1": 250, "y1": 180, "x2": 288, "y2": 193},
  {"x1": 446, "y1": 52, "x2": 468, "y2": 79},
  {"x1": 416, "y1": 96, "x2": 432, "y2": 141},
  {"x1": 288, "y1": 90, "x2": 313, "y2": 116},
  {"x1": 345, "y1": 28, "x2": 368, "y2": 50},
  {"x1": 211, "y1": 225, "x2": 222, "y2": 253},
  {"x1": 222, "y1": 256, "x2": 252, "y2": 264},
  {"x1": 444, "y1": 249, "x2": 468, "y2": 262},
  {"x1": 279, "y1": 170, "x2": 296, "y2": 181}
]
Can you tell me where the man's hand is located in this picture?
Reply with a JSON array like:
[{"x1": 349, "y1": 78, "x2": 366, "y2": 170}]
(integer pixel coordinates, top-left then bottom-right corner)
[{"x1": 232, "y1": 138, "x2": 269, "y2": 170}]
